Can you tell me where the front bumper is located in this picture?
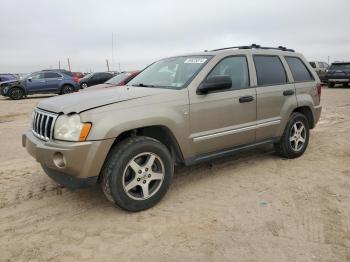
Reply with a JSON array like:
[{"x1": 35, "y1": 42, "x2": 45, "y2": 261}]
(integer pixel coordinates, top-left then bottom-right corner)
[{"x1": 22, "y1": 130, "x2": 114, "y2": 188}]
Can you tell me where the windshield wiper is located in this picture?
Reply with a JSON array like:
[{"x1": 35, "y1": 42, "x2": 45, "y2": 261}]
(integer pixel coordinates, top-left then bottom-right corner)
[{"x1": 131, "y1": 83, "x2": 155, "y2": 87}]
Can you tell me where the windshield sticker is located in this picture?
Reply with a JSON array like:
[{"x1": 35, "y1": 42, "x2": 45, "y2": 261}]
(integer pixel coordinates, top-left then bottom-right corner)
[{"x1": 184, "y1": 58, "x2": 207, "y2": 64}]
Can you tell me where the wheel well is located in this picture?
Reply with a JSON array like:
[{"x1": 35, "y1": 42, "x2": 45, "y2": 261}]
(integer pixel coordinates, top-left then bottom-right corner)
[
  {"x1": 9, "y1": 86, "x2": 26, "y2": 94},
  {"x1": 61, "y1": 83, "x2": 74, "y2": 89},
  {"x1": 293, "y1": 106, "x2": 314, "y2": 129},
  {"x1": 113, "y1": 126, "x2": 184, "y2": 165}
]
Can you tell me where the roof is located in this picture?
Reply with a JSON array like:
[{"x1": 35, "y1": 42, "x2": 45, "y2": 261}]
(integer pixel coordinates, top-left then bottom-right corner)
[{"x1": 175, "y1": 44, "x2": 300, "y2": 57}]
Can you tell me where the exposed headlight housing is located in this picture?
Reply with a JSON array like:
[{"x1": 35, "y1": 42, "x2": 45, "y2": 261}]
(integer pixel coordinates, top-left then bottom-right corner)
[{"x1": 54, "y1": 114, "x2": 91, "y2": 141}]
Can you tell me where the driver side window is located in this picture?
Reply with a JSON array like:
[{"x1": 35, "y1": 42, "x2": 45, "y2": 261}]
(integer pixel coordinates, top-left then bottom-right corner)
[
  {"x1": 207, "y1": 56, "x2": 249, "y2": 90},
  {"x1": 31, "y1": 73, "x2": 44, "y2": 80}
]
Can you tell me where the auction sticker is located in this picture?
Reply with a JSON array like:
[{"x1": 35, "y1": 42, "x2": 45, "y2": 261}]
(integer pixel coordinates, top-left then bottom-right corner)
[{"x1": 184, "y1": 58, "x2": 207, "y2": 64}]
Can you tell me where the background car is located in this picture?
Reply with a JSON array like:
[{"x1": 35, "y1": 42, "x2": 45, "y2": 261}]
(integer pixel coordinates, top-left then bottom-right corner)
[
  {"x1": 309, "y1": 61, "x2": 329, "y2": 82},
  {"x1": 0, "y1": 74, "x2": 18, "y2": 83},
  {"x1": 88, "y1": 71, "x2": 140, "y2": 89},
  {"x1": 325, "y1": 62, "x2": 350, "y2": 88},
  {"x1": 0, "y1": 70, "x2": 80, "y2": 100},
  {"x1": 79, "y1": 72, "x2": 114, "y2": 88}
]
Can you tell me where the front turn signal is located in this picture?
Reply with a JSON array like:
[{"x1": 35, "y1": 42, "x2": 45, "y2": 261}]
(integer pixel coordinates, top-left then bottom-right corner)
[{"x1": 79, "y1": 123, "x2": 92, "y2": 141}]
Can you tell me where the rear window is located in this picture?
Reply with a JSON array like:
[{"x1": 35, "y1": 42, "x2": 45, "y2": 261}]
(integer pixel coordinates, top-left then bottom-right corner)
[
  {"x1": 286, "y1": 57, "x2": 314, "y2": 82},
  {"x1": 330, "y1": 63, "x2": 350, "y2": 70},
  {"x1": 253, "y1": 55, "x2": 287, "y2": 86},
  {"x1": 309, "y1": 62, "x2": 316, "y2": 68}
]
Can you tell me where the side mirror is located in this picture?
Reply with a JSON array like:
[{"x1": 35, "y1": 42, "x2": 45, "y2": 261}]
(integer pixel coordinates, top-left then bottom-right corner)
[
  {"x1": 27, "y1": 77, "x2": 32, "y2": 82},
  {"x1": 197, "y1": 75, "x2": 232, "y2": 94}
]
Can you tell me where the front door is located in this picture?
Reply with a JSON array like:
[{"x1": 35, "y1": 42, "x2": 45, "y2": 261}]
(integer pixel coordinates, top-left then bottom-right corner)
[
  {"x1": 25, "y1": 72, "x2": 46, "y2": 93},
  {"x1": 189, "y1": 56, "x2": 257, "y2": 156}
]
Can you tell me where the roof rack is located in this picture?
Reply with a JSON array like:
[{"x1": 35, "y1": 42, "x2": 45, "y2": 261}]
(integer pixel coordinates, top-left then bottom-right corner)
[{"x1": 211, "y1": 44, "x2": 295, "y2": 52}]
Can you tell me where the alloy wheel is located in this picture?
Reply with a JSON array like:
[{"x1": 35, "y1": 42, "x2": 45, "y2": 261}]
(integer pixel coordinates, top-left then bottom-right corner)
[
  {"x1": 289, "y1": 121, "x2": 306, "y2": 152},
  {"x1": 122, "y1": 152, "x2": 165, "y2": 200}
]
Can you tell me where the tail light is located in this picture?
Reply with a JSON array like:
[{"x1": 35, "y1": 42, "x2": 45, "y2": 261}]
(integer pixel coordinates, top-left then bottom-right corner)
[
  {"x1": 73, "y1": 76, "x2": 79, "y2": 83},
  {"x1": 316, "y1": 83, "x2": 321, "y2": 100}
]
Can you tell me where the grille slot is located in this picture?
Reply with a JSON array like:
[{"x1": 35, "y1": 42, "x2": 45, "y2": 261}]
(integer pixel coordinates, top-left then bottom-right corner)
[{"x1": 32, "y1": 109, "x2": 58, "y2": 141}]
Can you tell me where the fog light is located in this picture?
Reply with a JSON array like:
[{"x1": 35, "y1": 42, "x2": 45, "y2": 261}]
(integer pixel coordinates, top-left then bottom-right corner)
[{"x1": 53, "y1": 152, "x2": 66, "y2": 168}]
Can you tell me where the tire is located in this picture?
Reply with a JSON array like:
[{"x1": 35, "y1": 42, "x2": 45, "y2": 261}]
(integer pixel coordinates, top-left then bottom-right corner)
[
  {"x1": 9, "y1": 87, "x2": 24, "y2": 100},
  {"x1": 61, "y1": 85, "x2": 74, "y2": 95},
  {"x1": 101, "y1": 136, "x2": 174, "y2": 212},
  {"x1": 81, "y1": 83, "x2": 88, "y2": 89},
  {"x1": 274, "y1": 112, "x2": 309, "y2": 159},
  {"x1": 327, "y1": 82, "x2": 335, "y2": 88},
  {"x1": 343, "y1": 83, "x2": 348, "y2": 87}
]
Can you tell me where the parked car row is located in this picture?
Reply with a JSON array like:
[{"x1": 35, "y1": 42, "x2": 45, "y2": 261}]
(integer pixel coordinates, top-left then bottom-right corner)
[
  {"x1": 309, "y1": 60, "x2": 350, "y2": 88},
  {"x1": 0, "y1": 70, "x2": 140, "y2": 100}
]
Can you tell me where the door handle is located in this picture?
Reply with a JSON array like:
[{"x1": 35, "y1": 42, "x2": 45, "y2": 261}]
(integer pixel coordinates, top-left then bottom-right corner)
[
  {"x1": 283, "y1": 90, "x2": 294, "y2": 96},
  {"x1": 239, "y1": 95, "x2": 254, "y2": 103}
]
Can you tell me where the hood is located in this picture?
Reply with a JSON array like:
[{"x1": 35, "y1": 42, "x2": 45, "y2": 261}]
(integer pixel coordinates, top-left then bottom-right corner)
[
  {"x1": 0, "y1": 79, "x2": 21, "y2": 86},
  {"x1": 37, "y1": 85, "x2": 170, "y2": 114},
  {"x1": 83, "y1": 83, "x2": 116, "y2": 90}
]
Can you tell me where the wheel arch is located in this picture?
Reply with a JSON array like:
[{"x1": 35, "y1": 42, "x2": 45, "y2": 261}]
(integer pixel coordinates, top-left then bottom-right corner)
[
  {"x1": 292, "y1": 106, "x2": 315, "y2": 129},
  {"x1": 109, "y1": 125, "x2": 185, "y2": 165}
]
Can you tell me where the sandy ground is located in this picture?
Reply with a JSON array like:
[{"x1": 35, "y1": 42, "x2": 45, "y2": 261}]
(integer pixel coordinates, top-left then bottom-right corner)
[{"x1": 0, "y1": 87, "x2": 350, "y2": 262}]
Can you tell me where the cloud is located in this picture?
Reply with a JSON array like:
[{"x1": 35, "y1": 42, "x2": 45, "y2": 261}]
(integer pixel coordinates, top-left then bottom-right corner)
[{"x1": 0, "y1": 0, "x2": 349, "y2": 73}]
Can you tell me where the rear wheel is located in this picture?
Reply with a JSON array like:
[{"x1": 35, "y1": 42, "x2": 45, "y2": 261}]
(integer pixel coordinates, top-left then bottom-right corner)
[
  {"x1": 327, "y1": 82, "x2": 335, "y2": 88},
  {"x1": 61, "y1": 85, "x2": 74, "y2": 94},
  {"x1": 9, "y1": 87, "x2": 24, "y2": 100},
  {"x1": 274, "y1": 113, "x2": 309, "y2": 159},
  {"x1": 101, "y1": 136, "x2": 174, "y2": 212}
]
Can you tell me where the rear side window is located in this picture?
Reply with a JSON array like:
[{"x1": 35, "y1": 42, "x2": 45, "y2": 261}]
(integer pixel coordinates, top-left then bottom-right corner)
[
  {"x1": 44, "y1": 72, "x2": 61, "y2": 79},
  {"x1": 309, "y1": 62, "x2": 316, "y2": 68},
  {"x1": 253, "y1": 56, "x2": 287, "y2": 86},
  {"x1": 285, "y1": 57, "x2": 314, "y2": 82},
  {"x1": 207, "y1": 56, "x2": 249, "y2": 90}
]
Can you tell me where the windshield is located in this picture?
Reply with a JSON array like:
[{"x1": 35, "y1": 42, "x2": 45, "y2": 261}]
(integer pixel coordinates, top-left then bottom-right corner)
[
  {"x1": 330, "y1": 63, "x2": 350, "y2": 70},
  {"x1": 127, "y1": 56, "x2": 211, "y2": 89},
  {"x1": 84, "y1": 73, "x2": 93, "y2": 79},
  {"x1": 106, "y1": 72, "x2": 131, "y2": 84}
]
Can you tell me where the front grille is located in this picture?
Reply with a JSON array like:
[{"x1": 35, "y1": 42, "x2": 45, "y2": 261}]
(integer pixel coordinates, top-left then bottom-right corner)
[{"x1": 32, "y1": 109, "x2": 58, "y2": 141}]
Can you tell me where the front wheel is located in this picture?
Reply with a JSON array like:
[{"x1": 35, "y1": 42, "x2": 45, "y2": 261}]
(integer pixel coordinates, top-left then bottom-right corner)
[
  {"x1": 81, "y1": 83, "x2": 88, "y2": 89},
  {"x1": 274, "y1": 113, "x2": 309, "y2": 159},
  {"x1": 9, "y1": 87, "x2": 24, "y2": 100},
  {"x1": 101, "y1": 136, "x2": 174, "y2": 212}
]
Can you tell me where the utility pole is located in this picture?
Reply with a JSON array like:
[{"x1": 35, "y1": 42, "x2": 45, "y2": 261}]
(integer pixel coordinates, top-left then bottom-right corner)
[
  {"x1": 67, "y1": 58, "x2": 71, "y2": 71},
  {"x1": 106, "y1": 59, "x2": 110, "y2": 72},
  {"x1": 112, "y1": 32, "x2": 115, "y2": 71},
  {"x1": 58, "y1": 60, "x2": 61, "y2": 70},
  {"x1": 327, "y1": 56, "x2": 330, "y2": 65}
]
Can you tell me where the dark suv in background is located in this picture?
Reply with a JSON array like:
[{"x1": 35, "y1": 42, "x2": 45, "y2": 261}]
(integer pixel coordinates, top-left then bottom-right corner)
[
  {"x1": 79, "y1": 72, "x2": 114, "y2": 88},
  {"x1": 0, "y1": 70, "x2": 79, "y2": 100},
  {"x1": 326, "y1": 62, "x2": 350, "y2": 88}
]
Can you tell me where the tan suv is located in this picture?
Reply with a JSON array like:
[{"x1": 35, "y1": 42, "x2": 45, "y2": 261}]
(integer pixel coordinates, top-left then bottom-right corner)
[{"x1": 22, "y1": 44, "x2": 322, "y2": 211}]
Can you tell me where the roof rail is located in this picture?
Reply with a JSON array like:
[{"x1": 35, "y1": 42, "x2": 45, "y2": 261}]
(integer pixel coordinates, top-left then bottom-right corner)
[{"x1": 211, "y1": 44, "x2": 295, "y2": 52}]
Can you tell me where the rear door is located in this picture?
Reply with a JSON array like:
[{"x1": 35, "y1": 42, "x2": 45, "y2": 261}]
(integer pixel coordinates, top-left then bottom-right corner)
[
  {"x1": 43, "y1": 72, "x2": 63, "y2": 91},
  {"x1": 253, "y1": 55, "x2": 297, "y2": 141},
  {"x1": 189, "y1": 55, "x2": 257, "y2": 155},
  {"x1": 25, "y1": 72, "x2": 46, "y2": 93}
]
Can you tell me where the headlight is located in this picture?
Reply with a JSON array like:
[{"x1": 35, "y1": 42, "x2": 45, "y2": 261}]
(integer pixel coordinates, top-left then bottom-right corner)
[
  {"x1": 54, "y1": 114, "x2": 91, "y2": 141},
  {"x1": 3, "y1": 86, "x2": 9, "y2": 94}
]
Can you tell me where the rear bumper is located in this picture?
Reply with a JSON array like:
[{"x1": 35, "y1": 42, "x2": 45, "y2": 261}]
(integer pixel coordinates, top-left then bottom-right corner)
[
  {"x1": 22, "y1": 130, "x2": 114, "y2": 188},
  {"x1": 313, "y1": 105, "x2": 322, "y2": 126}
]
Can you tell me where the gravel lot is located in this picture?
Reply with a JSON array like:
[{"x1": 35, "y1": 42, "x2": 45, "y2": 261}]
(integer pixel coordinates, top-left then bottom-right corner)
[{"x1": 0, "y1": 87, "x2": 349, "y2": 261}]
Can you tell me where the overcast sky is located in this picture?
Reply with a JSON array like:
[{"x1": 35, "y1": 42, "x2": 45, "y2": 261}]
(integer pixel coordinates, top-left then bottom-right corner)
[{"x1": 1, "y1": 0, "x2": 349, "y2": 73}]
